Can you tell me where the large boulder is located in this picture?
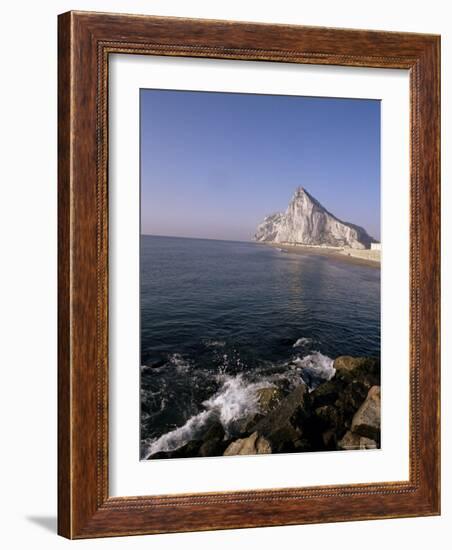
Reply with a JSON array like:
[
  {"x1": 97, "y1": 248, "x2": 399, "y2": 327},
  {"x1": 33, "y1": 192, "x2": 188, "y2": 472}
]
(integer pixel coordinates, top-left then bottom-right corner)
[
  {"x1": 307, "y1": 357, "x2": 380, "y2": 449},
  {"x1": 198, "y1": 422, "x2": 228, "y2": 457},
  {"x1": 351, "y1": 386, "x2": 381, "y2": 442},
  {"x1": 253, "y1": 384, "x2": 310, "y2": 453},
  {"x1": 334, "y1": 356, "x2": 373, "y2": 373},
  {"x1": 333, "y1": 356, "x2": 380, "y2": 388},
  {"x1": 257, "y1": 386, "x2": 284, "y2": 413},
  {"x1": 313, "y1": 404, "x2": 344, "y2": 440},
  {"x1": 234, "y1": 386, "x2": 284, "y2": 435},
  {"x1": 223, "y1": 431, "x2": 271, "y2": 456},
  {"x1": 148, "y1": 358, "x2": 381, "y2": 458},
  {"x1": 311, "y1": 405, "x2": 344, "y2": 450}
]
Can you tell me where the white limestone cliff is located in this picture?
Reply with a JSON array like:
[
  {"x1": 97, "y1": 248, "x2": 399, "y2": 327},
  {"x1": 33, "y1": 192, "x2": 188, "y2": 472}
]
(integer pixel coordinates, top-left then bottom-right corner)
[{"x1": 254, "y1": 187, "x2": 376, "y2": 250}]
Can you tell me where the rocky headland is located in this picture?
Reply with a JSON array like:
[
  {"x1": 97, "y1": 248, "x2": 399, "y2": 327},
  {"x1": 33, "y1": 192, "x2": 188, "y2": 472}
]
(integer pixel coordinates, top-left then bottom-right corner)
[
  {"x1": 147, "y1": 355, "x2": 381, "y2": 459},
  {"x1": 255, "y1": 187, "x2": 378, "y2": 251}
]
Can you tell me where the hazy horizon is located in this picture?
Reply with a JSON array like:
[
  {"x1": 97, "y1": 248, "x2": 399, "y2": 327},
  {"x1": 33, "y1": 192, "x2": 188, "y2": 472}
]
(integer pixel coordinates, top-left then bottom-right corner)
[
  {"x1": 141, "y1": 89, "x2": 381, "y2": 241},
  {"x1": 141, "y1": 233, "x2": 254, "y2": 243}
]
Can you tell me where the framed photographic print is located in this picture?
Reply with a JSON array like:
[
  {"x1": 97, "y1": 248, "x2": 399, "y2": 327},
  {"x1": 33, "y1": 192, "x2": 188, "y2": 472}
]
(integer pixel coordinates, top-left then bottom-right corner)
[{"x1": 58, "y1": 11, "x2": 440, "y2": 538}]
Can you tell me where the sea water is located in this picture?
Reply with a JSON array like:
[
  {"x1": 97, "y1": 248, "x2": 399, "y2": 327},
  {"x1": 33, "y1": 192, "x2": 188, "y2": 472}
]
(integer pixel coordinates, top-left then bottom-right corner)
[{"x1": 140, "y1": 235, "x2": 380, "y2": 457}]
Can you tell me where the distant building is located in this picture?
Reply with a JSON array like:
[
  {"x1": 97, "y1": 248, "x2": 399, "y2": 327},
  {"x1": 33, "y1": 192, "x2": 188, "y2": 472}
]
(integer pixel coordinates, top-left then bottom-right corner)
[{"x1": 371, "y1": 243, "x2": 381, "y2": 251}]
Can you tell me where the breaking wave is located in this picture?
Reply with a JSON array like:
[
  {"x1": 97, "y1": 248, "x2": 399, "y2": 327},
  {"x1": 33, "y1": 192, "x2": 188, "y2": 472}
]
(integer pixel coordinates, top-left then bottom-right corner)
[
  {"x1": 144, "y1": 374, "x2": 273, "y2": 457},
  {"x1": 144, "y1": 410, "x2": 211, "y2": 457},
  {"x1": 143, "y1": 349, "x2": 335, "y2": 458}
]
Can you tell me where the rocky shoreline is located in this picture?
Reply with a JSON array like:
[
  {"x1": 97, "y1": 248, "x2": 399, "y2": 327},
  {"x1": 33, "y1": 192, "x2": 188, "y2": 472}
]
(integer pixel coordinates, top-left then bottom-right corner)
[{"x1": 147, "y1": 355, "x2": 381, "y2": 459}]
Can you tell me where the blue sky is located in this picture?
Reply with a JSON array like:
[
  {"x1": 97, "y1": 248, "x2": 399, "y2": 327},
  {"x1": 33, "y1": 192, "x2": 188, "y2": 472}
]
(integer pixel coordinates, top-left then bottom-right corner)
[{"x1": 141, "y1": 89, "x2": 380, "y2": 241}]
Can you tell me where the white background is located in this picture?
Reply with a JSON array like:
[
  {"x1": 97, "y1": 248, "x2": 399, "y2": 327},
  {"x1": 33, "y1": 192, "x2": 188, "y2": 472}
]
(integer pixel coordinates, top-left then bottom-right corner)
[
  {"x1": 110, "y1": 55, "x2": 409, "y2": 496},
  {"x1": 0, "y1": 1, "x2": 450, "y2": 549}
]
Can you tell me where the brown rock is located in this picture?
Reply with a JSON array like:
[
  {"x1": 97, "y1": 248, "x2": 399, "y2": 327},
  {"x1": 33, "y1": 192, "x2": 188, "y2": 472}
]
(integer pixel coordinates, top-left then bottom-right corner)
[
  {"x1": 315, "y1": 405, "x2": 341, "y2": 428},
  {"x1": 234, "y1": 413, "x2": 264, "y2": 435},
  {"x1": 233, "y1": 387, "x2": 284, "y2": 436},
  {"x1": 334, "y1": 356, "x2": 372, "y2": 373},
  {"x1": 303, "y1": 357, "x2": 381, "y2": 451},
  {"x1": 351, "y1": 386, "x2": 381, "y2": 442},
  {"x1": 256, "y1": 386, "x2": 284, "y2": 414},
  {"x1": 310, "y1": 379, "x2": 340, "y2": 408},
  {"x1": 333, "y1": 356, "x2": 380, "y2": 387},
  {"x1": 199, "y1": 438, "x2": 228, "y2": 457},
  {"x1": 340, "y1": 381, "x2": 370, "y2": 416},
  {"x1": 223, "y1": 431, "x2": 272, "y2": 456},
  {"x1": 253, "y1": 384, "x2": 309, "y2": 452},
  {"x1": 322, "y1": 429, "x2": 337, "y2": 448},
  {"x1": 198, "y1": 423, "x2": 228, "y2": 457}
]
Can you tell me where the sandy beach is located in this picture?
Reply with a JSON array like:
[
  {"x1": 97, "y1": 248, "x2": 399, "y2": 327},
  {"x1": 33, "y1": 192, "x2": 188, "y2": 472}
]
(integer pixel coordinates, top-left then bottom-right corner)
[{"x1": 265, "y1": 243, "x2": 381, "y2": 268}]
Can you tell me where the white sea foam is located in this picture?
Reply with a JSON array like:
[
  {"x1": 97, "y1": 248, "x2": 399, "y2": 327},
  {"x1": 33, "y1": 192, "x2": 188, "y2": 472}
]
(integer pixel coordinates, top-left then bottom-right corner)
[
  {"x1": 204, "y1": 339, "x2": 226, "y2": 348},
  {"x1": 202, "y1": 375, "x2": 270, "y2": 428},
  {"x1": 167, "y1": 353, "x2": 191, "y2": 373},
  {"x1": 292, "y1": 352, "x2": 335, "y2": 391},
  {"x1": 145, "y1": 352, "x2": 336, "y2": 457},
  {"x1": 145, "y1": 410, "x2": 211, "y2": 457},
  {"x1": 293, "y1": 337, "x2": 314, "y2": 348},
  {"x1": 145, "y1": 374, "x2": 272, "y2": 457}
]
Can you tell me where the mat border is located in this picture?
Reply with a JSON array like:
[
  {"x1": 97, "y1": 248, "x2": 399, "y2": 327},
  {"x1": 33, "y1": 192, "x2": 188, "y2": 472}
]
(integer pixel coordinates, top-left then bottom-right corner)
[{"x1": 58, "y1": 11, "x2": 440, "y2": 539}]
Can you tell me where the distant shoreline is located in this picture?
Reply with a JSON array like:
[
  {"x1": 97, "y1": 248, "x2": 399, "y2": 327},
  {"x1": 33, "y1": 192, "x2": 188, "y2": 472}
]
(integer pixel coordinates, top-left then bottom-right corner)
[
  {"x1": 264, "y1": 242, "x2": 381, "y2": 268},
  {"x1": 141, "y1": 234, "x2": 380, "y2": 268}
]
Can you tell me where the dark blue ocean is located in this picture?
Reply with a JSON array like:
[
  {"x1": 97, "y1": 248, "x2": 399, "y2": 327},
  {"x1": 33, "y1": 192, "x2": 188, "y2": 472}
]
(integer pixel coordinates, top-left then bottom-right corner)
[{"x1": 140, "y1": 235, "x2": 380, "y2": 457}]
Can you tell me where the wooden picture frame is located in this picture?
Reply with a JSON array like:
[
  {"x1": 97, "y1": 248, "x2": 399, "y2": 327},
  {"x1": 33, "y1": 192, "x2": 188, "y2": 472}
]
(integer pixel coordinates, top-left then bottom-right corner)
[{"x1": 58, "y1": 11, "x2": 440, "y2": 539}]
